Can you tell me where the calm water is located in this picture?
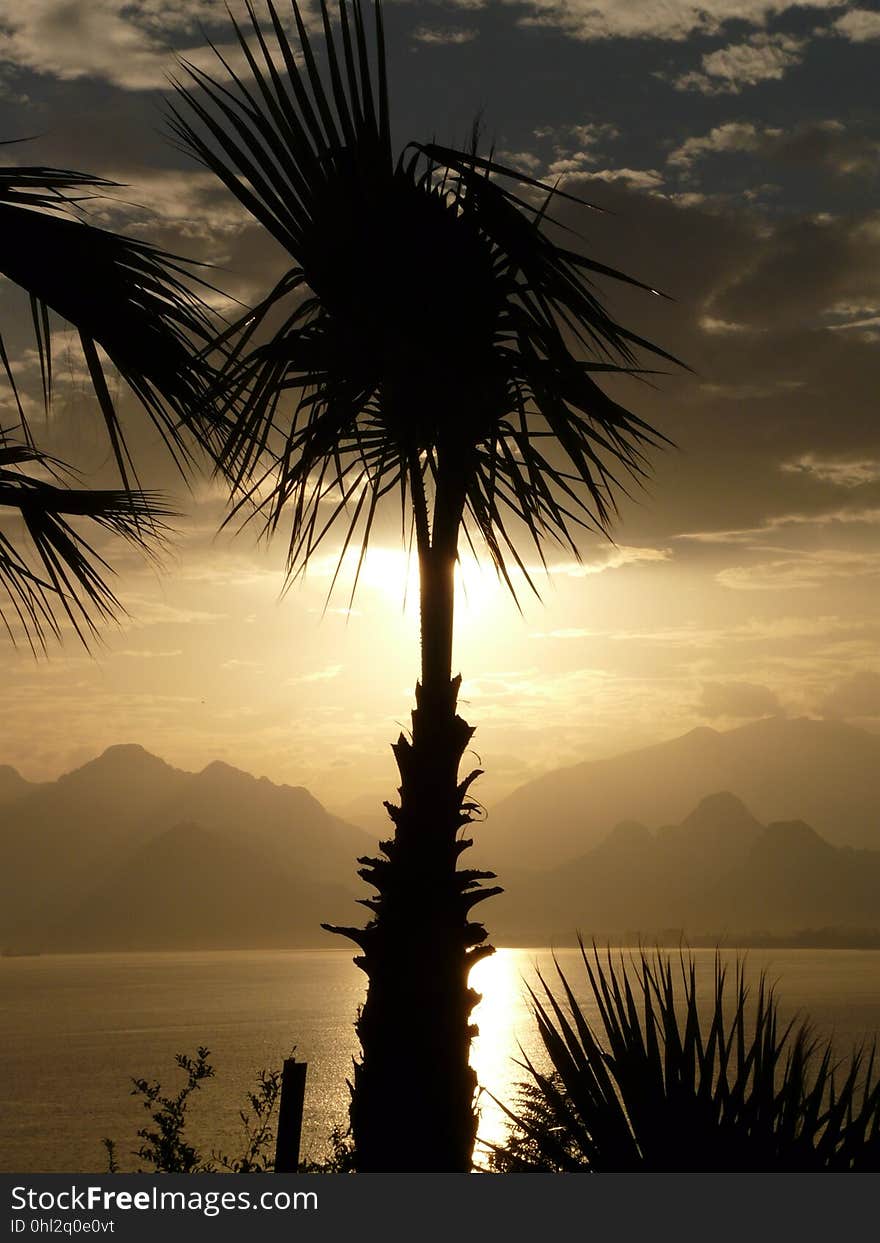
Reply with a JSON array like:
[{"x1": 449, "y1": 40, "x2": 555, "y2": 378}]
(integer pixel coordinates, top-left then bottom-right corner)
[{"x1": 2, "y1": 947, "x2": 879, "y2": 1172}]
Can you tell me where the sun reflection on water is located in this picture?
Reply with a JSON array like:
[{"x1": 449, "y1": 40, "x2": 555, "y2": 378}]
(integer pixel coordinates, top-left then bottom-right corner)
[{"x1": 469, "y1": 948, "x2": 547, "y2": 1162}]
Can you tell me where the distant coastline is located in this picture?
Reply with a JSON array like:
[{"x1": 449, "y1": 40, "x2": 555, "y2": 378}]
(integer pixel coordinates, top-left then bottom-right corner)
[
  {"x1": 501, "y1": 928, "x2": 880, "y2": 950},
  {"x1": 4, "y1": 928, "x2": 880, "y2": 957}
]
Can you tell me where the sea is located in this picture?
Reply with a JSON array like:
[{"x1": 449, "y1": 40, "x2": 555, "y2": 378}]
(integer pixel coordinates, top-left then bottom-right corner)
[{"x1": 2, "y1": 947, "x2": 879, "y2": 1172}]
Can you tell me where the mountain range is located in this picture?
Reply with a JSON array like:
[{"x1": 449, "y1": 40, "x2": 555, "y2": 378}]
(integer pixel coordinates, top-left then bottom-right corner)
[
  {"x1": 0, "y1": 744, "x2": 370, "y2": 952},
  {"x1": 472, "y1": 716, "x2": 880, "y2": 873},
  {"x1": 3, "y1": 717, "x2": 879, "y2": 950},
  {"x1": 489, "y1": 791, "x2": 880, "y2": 944}
]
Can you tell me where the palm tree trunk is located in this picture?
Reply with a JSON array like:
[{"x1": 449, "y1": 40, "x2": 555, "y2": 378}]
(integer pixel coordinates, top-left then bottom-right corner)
[{"x1": 324, "y1": 452, "x2": 501, "y2": 1172}]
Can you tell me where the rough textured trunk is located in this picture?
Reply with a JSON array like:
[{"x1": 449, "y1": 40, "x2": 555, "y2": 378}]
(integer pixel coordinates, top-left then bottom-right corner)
[{"x1": 324, "y1": 452, "x2": 501, "y2": 1172}]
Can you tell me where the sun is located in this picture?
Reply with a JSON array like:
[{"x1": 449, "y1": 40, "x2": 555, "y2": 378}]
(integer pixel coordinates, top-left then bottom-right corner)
[{"x1": 320, "y1": 544, "x2": 509, "y2": 630}]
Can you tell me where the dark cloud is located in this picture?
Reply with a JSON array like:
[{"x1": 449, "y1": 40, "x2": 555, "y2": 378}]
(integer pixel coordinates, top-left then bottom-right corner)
[
  {"x1": 528, "y1": 172, "x2": 880, "y2": 548},
  {"x1": 712, "y1": 212, "x2": 880, "y2": 333},
  {"x1": 768, "y1": 120, "x2": 880, "y2": 177}
]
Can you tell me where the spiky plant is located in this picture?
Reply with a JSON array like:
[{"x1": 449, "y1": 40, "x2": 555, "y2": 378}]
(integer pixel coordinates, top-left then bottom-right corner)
[
  {"x1": 494, "y1": 943, "x2": 880, "y2": 1171},
  {"x1": 167, "y1": 0, "x2": 677, "y2": 1170},
  {"x1": 0, "y1": 153, "x2": 216, "y2": 646}
]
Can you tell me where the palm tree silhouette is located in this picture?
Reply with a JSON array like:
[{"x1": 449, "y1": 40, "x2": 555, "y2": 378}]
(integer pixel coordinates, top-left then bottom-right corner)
[
  {"x1": 0, "y1": 155, "x2": 214, "y2": 648},
  {"x1": 169, "y1": 0, "x2": 677, "y2": 1170}
]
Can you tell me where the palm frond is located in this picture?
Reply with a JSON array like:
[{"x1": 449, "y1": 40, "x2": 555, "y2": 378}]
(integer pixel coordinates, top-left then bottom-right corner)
[
  {"x1": 167, "y1": 0, "x2": 681, "y2": 598},
  {"x1": 493, "y1": 942, "x2": 880, "y2": 1172},
  {"x1": 0, "y1": 158, "x2": 220, "y2": 485},
  {"x1": 0, "y1": 430, "x2": 175, "y2": 652}
]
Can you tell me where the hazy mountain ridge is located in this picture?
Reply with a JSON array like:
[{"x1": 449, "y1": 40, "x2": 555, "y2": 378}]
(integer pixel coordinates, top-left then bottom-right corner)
[
  {"x1": 0, "y1": 745, "x2": 370, "y2": 952},
  {"x1": 5, "y1": 722, "x2": 880, "y2": 951},
  {"x1": 475, "y1": 717, "x2": 880, "y2": 872},
  {"x1": 0, "y1": 764, "x2": 41, "y2": 806},
  {"x1": 43, "y1": 821, "x2": 356, "y2": 952},
  {"x1": 490, "y1": 791, "x2": 880, "y2": 944}
]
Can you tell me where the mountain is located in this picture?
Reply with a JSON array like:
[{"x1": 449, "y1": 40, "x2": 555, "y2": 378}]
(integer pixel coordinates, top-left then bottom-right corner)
[
  {"x1": 44, "y1": 822, "x2": 357, "y2": 952},
  {"x1": 657, "y1": 790, "x2": 764, "y2": 876},
  {"x1": 694, "y1": 821, "x2": 880, "y2": 934},
  {"x1": 0, "y1": 744, "x2": 191, "y2": 932},
  {"x1": 488, "y1": 792, "x2": 880, "y2": 943},
  {"x1": 0, "y1": 764, "x2": 39, "y2": 806},
  {"x1": 148, "y1": 759, "x2": 361, "y2": 885},
  {"x1": 475, "y1": 717, "x2": 880, "y2": 873},
  {"x1": 0, "y1": 745, "x2": 370, "y2": 950}
]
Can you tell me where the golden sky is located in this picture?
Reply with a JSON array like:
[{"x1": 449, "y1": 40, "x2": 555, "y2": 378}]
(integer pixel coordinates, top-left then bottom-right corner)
[{"x1": 1, "y1": 2, "x2": 879, "y2": 820}]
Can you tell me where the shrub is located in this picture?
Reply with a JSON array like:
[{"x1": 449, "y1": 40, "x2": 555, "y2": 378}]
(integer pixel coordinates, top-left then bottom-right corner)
[{"x1": 103, "y1": 1047, "x2": 352, "y2": 1172}]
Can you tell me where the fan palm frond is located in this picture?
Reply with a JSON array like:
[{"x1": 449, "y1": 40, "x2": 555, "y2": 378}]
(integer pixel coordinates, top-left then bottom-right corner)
[
  {"x1": 494, "y1": 942, "x2": 880, "y2": 1172},
  {"x1": 0, "y1": 430, "x2": 174, "y2": 652},
  {"x1": 0, "y1": 153, "x2": 220, "y2": 486},
  {"x1": 167, "y1": 0, "x2": 681, "y2": 598}
]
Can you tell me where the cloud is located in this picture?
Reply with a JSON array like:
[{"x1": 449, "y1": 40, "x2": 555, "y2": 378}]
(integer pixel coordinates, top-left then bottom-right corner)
[
  {"x1": 97, "y1": 170, "x2": 252, "y2": 241},
  {"x1": 540, "y1": 546, "x2": 671, "y2": 576},
  {"x1": 498, "y1": 1, "x2": 846, "y2": 43},
  {"x1": 546, "y1": 152, "x2": 601, "y2": 177},
  {"x1": 671, "y1": 33, "x2": 806, "y2": 95},
  {"x1": 706, "y1": 208, "x2": 880, "y2": 332},
  {"x1": 769, "y1": 121, "x2": 880, "y2": 177},
  {"x1": 701, "y1": 379, "x2": 804, "y2": 399},
  {"x1": 535, "y1": 119, "x2": 619, "y2": 146},
  {"x1": 697, "y1": 680, "x2": 783, "y2": 718},
  {"x1": 497, "y1": 149, "x2": 543, "y2": 173},
  {"x1": 818, "y1": 669, "x2": 880, "y2": 717},
  {"x1": 530, "y1": 628, "x2": 596, "y2": 640},
  {"x1": 780, "y1": 454, "x2": 880, "y2": 488},
  {"x1": 716, "y1": 550, "x2": 880, "y2": 590},
  {"x1": 0, "y1": 2, "x2": 171, "y2": 89},
  {"x1": 530, "y1": 614, "x2": 875, "y2": 647},
  {"x1": 569, "y1": 122, "x2": 621, "y2": 146},
  {"x1": 546, "y1": 156, "x2": 663, "y2": 189},
  {"x1": 116, "y1": 648, "x2": 183, "y2": 659},
  {"x1": 668, "y1": 122, "x2": 779, "y2": 168},
  {"x1": 0, "y1": 1, "x2": 310, "y2": 91},
  {"x1": 124, "y1": 598, "x2": 227, "y2": 627},
  {"x1": 288, "y1": 664, "x2": 344, "y2": 685},
  {"x1": 411, "y1": 26, "x2": 478, "y2": 45},
  {"x1": 533, "y1": 119, "x2": 623, "y2": 180},
  {"x1": 582, "y1": 167, "x2": 665, "y2": 189},
  {"x1": 668, "y1": 119, "x2": 880, "y2": 177},
  {"x1": 698, "y1": 315, "x2": 755, "y2": 334},
  {"x1": 831, "y1": 9, "x2": 880, "y2": 41},
  {"x1": 829, "y1": 317, "x2": 880, "y2": 338},
  {"x1": 678, "y1": 507, "x2": 880, "y2": 546}
]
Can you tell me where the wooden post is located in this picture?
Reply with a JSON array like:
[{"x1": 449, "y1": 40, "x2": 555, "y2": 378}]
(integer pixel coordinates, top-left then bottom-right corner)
[{"x1": 274, "y1": 1059, "x2": 307, "y2": 1173}]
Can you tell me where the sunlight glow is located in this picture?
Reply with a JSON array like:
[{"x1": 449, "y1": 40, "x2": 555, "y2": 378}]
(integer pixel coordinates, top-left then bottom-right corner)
[{"x1": 310, "y1": 545, "x2": 510, "y2": 629}]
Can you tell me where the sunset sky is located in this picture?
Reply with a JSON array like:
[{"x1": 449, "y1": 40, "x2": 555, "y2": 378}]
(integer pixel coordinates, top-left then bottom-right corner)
[{"x1": 1, "y1": 1, "x2": 879, "y2": 819}]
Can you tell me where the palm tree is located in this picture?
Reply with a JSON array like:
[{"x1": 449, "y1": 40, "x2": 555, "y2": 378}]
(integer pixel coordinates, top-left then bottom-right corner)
[
  {"x1": 168, "y1": 0, "x2": 678, "y2": 1171},
  {"x1": 0, "y1": 155, "x2": 215, "y2": 648}
]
